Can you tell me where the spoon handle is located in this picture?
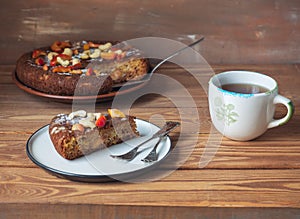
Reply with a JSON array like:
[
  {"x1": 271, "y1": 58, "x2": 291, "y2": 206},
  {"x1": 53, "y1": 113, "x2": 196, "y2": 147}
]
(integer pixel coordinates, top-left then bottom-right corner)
[
  {"x1": 150, "y1": 36, "x2": 205, "y2": 73},
  {"x1": 132, "y1": 121, "x2": 180, "y2": 151}
]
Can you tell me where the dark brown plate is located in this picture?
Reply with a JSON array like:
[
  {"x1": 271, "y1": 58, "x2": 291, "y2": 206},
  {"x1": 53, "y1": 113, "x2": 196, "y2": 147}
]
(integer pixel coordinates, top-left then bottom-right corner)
[{"x1": 12, "y1": 70, "x2": 151, "y2": 103}]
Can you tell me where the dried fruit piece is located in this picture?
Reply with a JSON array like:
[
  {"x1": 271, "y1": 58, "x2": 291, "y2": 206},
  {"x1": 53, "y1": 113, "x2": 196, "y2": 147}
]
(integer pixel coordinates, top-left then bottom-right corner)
[
  {"x1": 99, "y1": 42, "x2": 112, "y2": 51},
  {"x1": 86, "y1": 68, "x2": 95, "y2": 76},
  {"x1": 69, "y1": 110, "x2": 87, "y2": 119},
  {"x1": 57, "y1": 54, "x2": 72, "y2": 60},
  {"x1": 35, "y1": 57, "x2": 45, "y2": 66},
  {"x1": 114, "y1": 49, "x2": 122, "y2": 54},
  {"x1": 50, "y1": 59, "x2": 57, "y2": 67},
  {"x1": 47, "y1": 52, "x2": 58, "y2": 61},
  {"x1": 52, "y1": 66, "x2": 71, "y2": 73},
  {"x1": 108, "y1": 109, "x2": 126, "y2": 118},
  {"x1": 89, "y1": 49, "x2": 101, "y2": 58},
  {"x1": 72, "y1": 123, "x2": 85, "y2": 132},
  {"x1": 60, "y1": 41, "x2": 71, "y2": 48},
  {"x1": 101, "y1": 52, "x2": 116, "y2": 60},
  {"x1": 42, "y1": 64, "x2": 48, "y2": 71},
  {"x1": 94, "y1": 113, "x2": 101, "y2": 120},
  {"x1": 32, "y1": 50, "x2": 46, "y2": 58},
  {"x1": 88, "y1": 41, "x2": 100, "y2": 48},
  {"x1": 70, "y1": 69, "x2": 82, "y2": 74},
  {"x1": 70, "y1": 63, "x2": 82, "y2": 70},
  {"x1": 62, "y1": 48, "x2": 73, "y2": 56},
  {"x1": 57, "y1": 57, "x2": 69, "y2": 67},
  {"x1": 50, "y1": 54, "x2": 72, "y2": 66},
  {"x1": 51, "y1": 41, "x2": 63, "y2": 52},
  {"x1": 80, "y1": 50, "x2": 90, "y2": 59},
  {"x1": 79, "y1": 118, "x2": 96, "y2": 129},
  {"x1": 95, "y1": 115, "x2": 107, "y2": 128},
  {"x1": 72, "y1": 58, "x2": 80, "y2": 66},
  {"x1": 116, "y1": 51, "x2": 126, "y2": 60},
  {"x1": 73, "y1": 49, "x2": 79, "y2": 55},
  {"x1": 83, "y1": 43, "x2": 90, "y2": 51},
  {"x1": 51, "y1": 41, "x2": 71, "y2": 52}
]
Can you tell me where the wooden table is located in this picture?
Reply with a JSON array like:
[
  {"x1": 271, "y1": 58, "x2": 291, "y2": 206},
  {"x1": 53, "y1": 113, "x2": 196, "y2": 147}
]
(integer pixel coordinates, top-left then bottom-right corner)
[{"x1": 1, "y1": 63, "x2": 300, "y2": 218}]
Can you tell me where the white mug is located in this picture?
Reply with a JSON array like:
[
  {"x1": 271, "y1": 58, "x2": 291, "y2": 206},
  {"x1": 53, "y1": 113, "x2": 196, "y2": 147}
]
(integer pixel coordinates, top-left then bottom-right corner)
[{"x1": 208, "y1": 71, "x2": 294, "y2": 141}]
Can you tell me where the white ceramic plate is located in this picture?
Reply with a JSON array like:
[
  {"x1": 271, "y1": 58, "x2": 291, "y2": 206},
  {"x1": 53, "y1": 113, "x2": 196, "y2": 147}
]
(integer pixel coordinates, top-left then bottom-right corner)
[{"x1": 26, "y1": 119, "x2": 172, "y2": 182}]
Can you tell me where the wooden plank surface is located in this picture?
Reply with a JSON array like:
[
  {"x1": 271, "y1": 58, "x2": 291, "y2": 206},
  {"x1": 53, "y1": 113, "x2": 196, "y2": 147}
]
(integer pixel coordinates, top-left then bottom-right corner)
[
  {"x1": 1, "y1": 204, "x2": 299, "y2": 219},
  {"x1": 1, "y1": 0, "x2": 300, "y2": 65},
  {"x1": 1, "y1": 168, "x2": 300, "y2": 207},
  {"x1": 1, "y1": 64, "x2": 299, "y2": 170},
  {"x1": 1, "y1": 63, "x2": 300, "y2": 218},
  {"x1": 1, "y1": 1, "x2": 300, "y2": 217}
]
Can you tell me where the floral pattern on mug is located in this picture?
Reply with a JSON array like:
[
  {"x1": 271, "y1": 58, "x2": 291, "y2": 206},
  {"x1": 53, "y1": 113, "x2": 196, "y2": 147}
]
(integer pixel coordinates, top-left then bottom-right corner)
[{"x1": 214, "y1": 97, "x2": 239, "y2": 125}]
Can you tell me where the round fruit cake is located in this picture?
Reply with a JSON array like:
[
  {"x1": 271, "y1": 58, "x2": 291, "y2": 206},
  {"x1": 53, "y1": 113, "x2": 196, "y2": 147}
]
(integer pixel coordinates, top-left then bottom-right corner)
[{"x1": 15, "y1": 40, "x2": 149, "y2": 96}]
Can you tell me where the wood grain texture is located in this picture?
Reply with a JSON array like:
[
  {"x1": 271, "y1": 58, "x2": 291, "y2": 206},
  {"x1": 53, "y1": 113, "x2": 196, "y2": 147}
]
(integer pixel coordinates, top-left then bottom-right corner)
[
  {"x1": 1, "y1": 204, "x2": 299, "y2": 219},
  {"x1": 1, "y1": 168, "x2": 300, "y2": 207},
  {"x1": 1, "y1": 0, "x2": 300, "y2": 65},
  {"x1": 1, "y1": 1, "x2": 300, "y2": 217},
  {"x1": 0, "y1": 63, "x2": 300, "y2": 218}
]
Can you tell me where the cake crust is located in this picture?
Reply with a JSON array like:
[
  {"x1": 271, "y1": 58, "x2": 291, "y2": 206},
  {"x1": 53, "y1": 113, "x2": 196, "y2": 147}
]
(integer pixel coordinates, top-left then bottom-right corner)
[{"x1": 16, "y1": 51, "x2": 113, "y2": 96}]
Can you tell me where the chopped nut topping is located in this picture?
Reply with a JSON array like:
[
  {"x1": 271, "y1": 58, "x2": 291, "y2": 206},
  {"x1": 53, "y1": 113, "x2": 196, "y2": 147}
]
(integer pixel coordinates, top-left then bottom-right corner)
[
  {"x1": 33, "y1": 40, "x2": 137, "y2": 75},
  {"x1": 89, "y1": 49, "x2": 101, "y2": 59},
  {"x1": 99, "y1": 42, "x2": 112, "y2": 51},
  {"x1": 68, "y1": 110, "x2": 87, "y2": 119},
  {"x1": 71, "y1": 124, "x2": 85, "y2": 132}
]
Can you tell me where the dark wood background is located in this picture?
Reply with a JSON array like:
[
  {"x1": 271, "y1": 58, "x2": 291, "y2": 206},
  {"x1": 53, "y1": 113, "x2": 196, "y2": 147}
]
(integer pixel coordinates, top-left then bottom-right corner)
[{"x1": 1, "y1": 0, "x2": 300, "y2": 65}]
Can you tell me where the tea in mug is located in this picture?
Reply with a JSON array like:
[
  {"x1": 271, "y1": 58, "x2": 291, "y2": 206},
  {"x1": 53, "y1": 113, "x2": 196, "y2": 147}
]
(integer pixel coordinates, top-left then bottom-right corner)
[
  {"x1": 209, "y1": 70, "x2": 294, "y2": 141},
  {"x1": 221, "y1": 83, "x2": 269, "y2": 94}
]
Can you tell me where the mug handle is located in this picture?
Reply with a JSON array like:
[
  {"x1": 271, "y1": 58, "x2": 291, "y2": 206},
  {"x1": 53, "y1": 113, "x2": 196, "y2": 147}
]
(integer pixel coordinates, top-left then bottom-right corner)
[{"x1": 267, "y1": 95, "x2": 294, "y2": 129}]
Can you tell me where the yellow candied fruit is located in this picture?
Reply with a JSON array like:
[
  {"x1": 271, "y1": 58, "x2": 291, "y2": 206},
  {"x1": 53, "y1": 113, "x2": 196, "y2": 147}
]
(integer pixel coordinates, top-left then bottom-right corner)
[
  {"x1": 108, "y1": 109, "x2": 126, "y2": 118},
  {"x1": 83, "y1": 43, "x2": 90, "y2": 51}
]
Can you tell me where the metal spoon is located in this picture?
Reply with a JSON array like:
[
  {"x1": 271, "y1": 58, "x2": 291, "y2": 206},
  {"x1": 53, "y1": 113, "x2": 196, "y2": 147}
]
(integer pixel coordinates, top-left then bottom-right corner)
[
  {"x1": 112, "y1": 36, "x2": 205, "y2": 89},
  {"x1": 110, "y1": 121, "x2": 180, "y2": 161}
]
